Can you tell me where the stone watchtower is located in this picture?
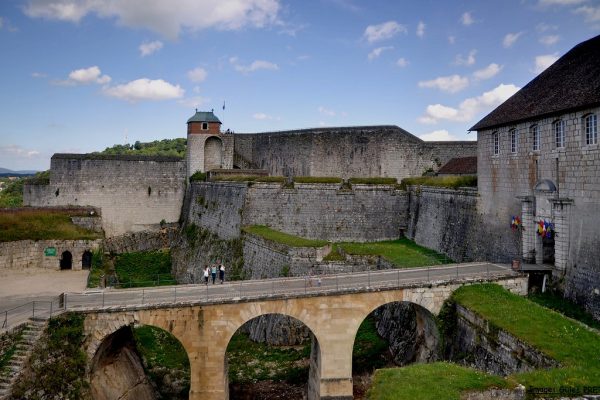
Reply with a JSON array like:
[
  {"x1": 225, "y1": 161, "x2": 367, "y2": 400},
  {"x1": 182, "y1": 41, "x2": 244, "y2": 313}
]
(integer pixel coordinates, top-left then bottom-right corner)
[{"x1": 186, "y1": 109, "x2": 233, "y2": 178}]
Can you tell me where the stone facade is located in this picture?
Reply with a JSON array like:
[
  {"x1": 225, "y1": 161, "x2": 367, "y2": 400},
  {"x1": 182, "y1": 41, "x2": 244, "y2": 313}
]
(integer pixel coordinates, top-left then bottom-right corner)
[
  {"x1": 234, "y1": 126, "x2": 476, "y2": 180},
  {"x1": 23, "y1": 155, "x2": 186, "y2": 237},
  {"x1": 477, "y1": 106, "x2": 600, "y2": 319},
  {"x1": 0, "y1": 239, "x2": 102, "y2": 271},
  {"x1": 82, "y1": 276, "x2": 528, "y2": 400}
]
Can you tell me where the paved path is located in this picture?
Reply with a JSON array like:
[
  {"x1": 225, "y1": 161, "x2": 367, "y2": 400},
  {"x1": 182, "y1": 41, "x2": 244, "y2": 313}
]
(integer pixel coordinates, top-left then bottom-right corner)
[{"x1": 1, "y1": 262, "x2": 517, "y2": 331}]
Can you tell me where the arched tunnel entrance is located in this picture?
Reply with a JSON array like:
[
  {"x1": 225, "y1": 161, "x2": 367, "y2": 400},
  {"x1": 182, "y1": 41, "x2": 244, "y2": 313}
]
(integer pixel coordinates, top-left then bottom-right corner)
[
  {"x1": 90, "y1": 325, "x2": 190, "y2": 400},
  {"x1": 352, "y1": 301, "x2": 441, "y2": 398},
  {"x1": 225, "y1": 313, "x2": 318, "y2": 400}
]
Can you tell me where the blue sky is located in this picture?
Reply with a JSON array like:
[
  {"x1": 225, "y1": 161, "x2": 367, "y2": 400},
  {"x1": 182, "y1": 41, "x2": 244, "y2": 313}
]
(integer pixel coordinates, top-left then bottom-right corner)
[{"x1": 0, "y1": 0, "x2": 599, "y2": 170}]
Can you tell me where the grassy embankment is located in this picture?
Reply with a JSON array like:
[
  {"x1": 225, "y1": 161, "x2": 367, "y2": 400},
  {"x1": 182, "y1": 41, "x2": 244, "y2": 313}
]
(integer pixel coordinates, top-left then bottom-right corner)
[
  {"x1": 87, "y1": 249, "x2": 176, "y2": 288},
  {"x1": 0, "y1": 208, "x2": 102, "y2": 242},
  {"x1": 242, "y1": 225, "x2": 328, "y2": 248},
  {"x1": 369, "y1": 284, "x2": 600, "y2": 400},
  {"x1": 399, "y1": 175, "x2": 477, "y2": 190}
]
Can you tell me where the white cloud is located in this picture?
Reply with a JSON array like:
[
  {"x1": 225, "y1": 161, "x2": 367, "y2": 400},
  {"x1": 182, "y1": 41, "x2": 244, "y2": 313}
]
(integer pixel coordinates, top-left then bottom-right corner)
[
  {"x1": 473, "y1": 63, "x2": 503, "y2": 80},
  {"x1": 574, "y1": 5, "x2": 600, "y2": 23},
  {"x1": 368, "y1": 46, "x2": 393, "y2": 60},
  {"x1": 103, "y1": 78, "x2": 184, "y2": 101},
  {"x1": 396, "y1": 57, "x2": 408, "y2": 67},
  {"x1": 230, "y1": 58, "x2": 279, "y2": 74},
  {"x1": 60, "y1": 66, "x2": 111, "y2": 85},
  {"x1": 536, "y1": 23, "x2": 558, "y2": 32},
  {"x1": 418, "y1": 74, "x2": 469, "y2": 93},
  {"x1": 448, "y1": 35, "x2": 456, "y2": 45},
  {"x1": 23, "y1": 0, "x2": 281, "y2": 39},
  {"x1": 503, "y1": 32, "x2": 524, "y2": 48},
  {"x1": 539, "y1": 34, "x2": 560, "y2": 46},
  {"x1": 253, "y1": 112, "x2": 280, "y2": 120},
  {"x1": 416, "y1": 21, "x2": 425, "y2": 38},
  {"x1": 454, "y1": 49, "x2": 476, "y2": 66},
  {"x1": 31, "y1": 72, "x2": 47, "y2": 78},
  {"x1": 419, "y1": 130, "x2": 458, "y2": 141},
  {"x1": 418, "y1": 83, "x2": 520, "y2": 124},
  {"x1": 461, "y1": 12, "x2": 474, "y2": 26},
  {"x1": 533, "y1": 53, "x2": 559, "y2": 74},
  {"x1": 0, "y1": 145, "x2": 40, "y2": 158},
  {"x1": 178, "y1": 96, "x2": 209, "y2": 108},
  {"x1": 538, "y1": 0, "x2": 586, "y2": 5},
  {"x1": 0, "y1": 16, "x2": 18, "y2": 31},
  {"x1": 139, "y1": 40, "x2": 163, "y2": 56},
  {"x1": 363, "y1": 21, "x2": 407, "y2": 43},
  {"x1": 187, "y1": 67, "x2": 208, "y2": 82},
  {"x1": 318, "y1": 106, "x2": 336, "y2": 117}
]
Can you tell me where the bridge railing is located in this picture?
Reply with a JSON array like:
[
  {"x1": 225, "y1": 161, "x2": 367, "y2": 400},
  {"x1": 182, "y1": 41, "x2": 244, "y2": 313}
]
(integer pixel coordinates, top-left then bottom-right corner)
[
  {"x1": 58, "y1": 263, "x2": 515, "y2": 312},
  {"x1": 1, "y1": 298, "x2": 62, "y2": 331}
]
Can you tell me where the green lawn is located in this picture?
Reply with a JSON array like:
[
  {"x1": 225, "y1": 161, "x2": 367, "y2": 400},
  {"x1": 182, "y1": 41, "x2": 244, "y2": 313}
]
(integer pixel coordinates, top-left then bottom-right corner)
[
  {"x1": 527, "y1": 291, "x2": 600, "y2": 331},
  {"x1": 368, "y1": 362, "x2": 508, "y2": 400},
  {"x1": 0, "y1": 208, "x2": 102, "y2": 242},
  {"x1": 334, "y1": 238, "x2": 453, "y2": 268},
  {"x1": 242, "y1": 225, "x2": 328, "y2": 248},
  {"x1": 114, "y1": 249, "x2": 177, "y2": 288}
]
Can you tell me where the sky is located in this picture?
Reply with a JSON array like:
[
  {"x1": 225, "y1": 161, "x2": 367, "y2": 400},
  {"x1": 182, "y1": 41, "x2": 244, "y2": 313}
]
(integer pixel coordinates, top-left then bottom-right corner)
[{"x1": 0, "y1": 0, "x2": 599, "y2": 171}]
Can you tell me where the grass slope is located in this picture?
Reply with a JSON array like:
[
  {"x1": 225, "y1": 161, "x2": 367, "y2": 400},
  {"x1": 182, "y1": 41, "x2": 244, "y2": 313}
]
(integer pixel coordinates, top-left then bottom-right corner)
[
  {"x1": 334, "y1": 238, "x2": 452, "y2": 267},
  {"x1": 0, "y1": 209, "x2": 102, "y2": 242},
  {"x1": 114, "y1": 249, "x2": 176, "y2": 288}
]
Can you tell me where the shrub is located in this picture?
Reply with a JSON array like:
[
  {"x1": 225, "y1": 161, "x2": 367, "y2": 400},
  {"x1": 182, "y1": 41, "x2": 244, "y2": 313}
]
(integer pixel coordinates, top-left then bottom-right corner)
[
  {"x1": 293, "y1": 176, "x2": 342, "y2": 184},
  {"x1": 399, "y1": 175, "x2": 477, "y2": 190},
  {"x1": 348, "y1": 177, "x2": 398, "y2": 185},
  {"x1": 189, "y1": 171, "x2": 206, "y2": 182}
]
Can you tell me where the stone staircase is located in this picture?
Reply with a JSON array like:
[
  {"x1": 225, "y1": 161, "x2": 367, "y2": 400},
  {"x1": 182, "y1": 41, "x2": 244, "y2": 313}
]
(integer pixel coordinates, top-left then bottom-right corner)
[{"x1": 0, "y1": 320, "x2": 46, "y2": 399}]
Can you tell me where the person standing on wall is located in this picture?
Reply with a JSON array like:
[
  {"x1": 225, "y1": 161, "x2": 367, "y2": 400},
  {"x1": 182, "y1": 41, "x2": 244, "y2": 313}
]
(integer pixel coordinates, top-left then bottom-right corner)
[
  {"x1": 211, "y1": 263, "x2": 217, "y2": 284},
  {"x1": 219, "y1": 261, "x2": 225, "y2": 284},
  {"x1": 203, "y1": 265, "x2": 209, "y2": 285}
]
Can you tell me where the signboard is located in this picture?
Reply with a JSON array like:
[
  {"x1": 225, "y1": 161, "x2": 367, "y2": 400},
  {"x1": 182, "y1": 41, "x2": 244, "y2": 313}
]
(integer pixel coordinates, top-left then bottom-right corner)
[{"x1": 44, "y1": 247, "x2": 57, "y2": 257}]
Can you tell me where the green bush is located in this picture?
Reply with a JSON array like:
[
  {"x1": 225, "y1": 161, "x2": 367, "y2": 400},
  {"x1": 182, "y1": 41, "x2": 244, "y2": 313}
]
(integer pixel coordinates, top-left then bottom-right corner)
[
  {"x1": 114, "y1": 249, "x2": 176, "y2": 288},
  {"x1": 24, "y1": 170, "x2": 50, "y2": 185},
  {"x1": 0, "y1": 178, "x2": 25, "y2": 208},
  {"x1": 399, "y1": 175, "x2": 477, "y2": 190},
  {"x1": 293, "y1": 176, "x2": 342, "y2": 184},
  {"x1": 189, "y1": 171, "x2": 206, "y2": 182},
  {"x1": 348, "y1": 177, "x2": 398, "y2": 185}
]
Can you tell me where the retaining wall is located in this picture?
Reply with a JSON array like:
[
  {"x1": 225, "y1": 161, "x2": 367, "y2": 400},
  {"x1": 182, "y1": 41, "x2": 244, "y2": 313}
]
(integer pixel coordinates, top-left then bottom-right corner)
[{"x1": 0, "y1": 239, "x2": 102, "y2": 271}]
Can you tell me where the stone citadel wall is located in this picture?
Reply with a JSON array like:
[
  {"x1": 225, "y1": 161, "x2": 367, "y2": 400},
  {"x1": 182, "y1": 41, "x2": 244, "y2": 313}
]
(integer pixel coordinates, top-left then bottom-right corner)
[
  {"x1": 23, "y1": 154, "x2": 186, "y2": 237},
  {"x1": 233, "y1": 126, "x2": 476, "y2": 179}
]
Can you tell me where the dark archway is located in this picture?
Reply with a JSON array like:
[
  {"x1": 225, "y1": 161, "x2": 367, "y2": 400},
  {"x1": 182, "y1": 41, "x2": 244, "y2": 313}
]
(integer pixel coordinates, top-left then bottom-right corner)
[
  {"x1": 90, "y1": 325, "x2": 190, "y2": 400},
  {"x1": 226, "y1": 313, "x2": 317, "y2": 400},
  {"x1": 60, "y1": 251, "x2": 72, "y2": 270},
  {"x1": 82, "y1": 250, "x2": 93, "y2": 269},
  {"x1": 351, "y1": 301, "x2": 441, "y2": 397}
]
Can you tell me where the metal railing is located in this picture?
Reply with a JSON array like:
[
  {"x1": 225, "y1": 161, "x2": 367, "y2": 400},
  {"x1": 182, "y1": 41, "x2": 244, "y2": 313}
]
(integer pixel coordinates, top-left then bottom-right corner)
[{"x1": 2, "y1": 262, "x2": 517, "y2": 331}]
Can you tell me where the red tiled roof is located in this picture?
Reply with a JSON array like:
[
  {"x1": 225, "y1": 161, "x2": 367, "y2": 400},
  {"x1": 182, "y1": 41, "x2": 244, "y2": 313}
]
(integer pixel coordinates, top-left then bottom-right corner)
[{"x1": 437, "y1": 157, "x2": 477, "y2": 175}]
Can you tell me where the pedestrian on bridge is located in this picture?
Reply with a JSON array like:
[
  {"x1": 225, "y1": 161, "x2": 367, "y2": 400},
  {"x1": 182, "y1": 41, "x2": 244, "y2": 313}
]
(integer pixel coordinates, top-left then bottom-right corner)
[
  {"x1": 219, "y1": 262, "x2": 225, "y2": 284},
  {"x1": 211, "y1": 264, "x2": 217, "y2": 284},
  {"x1": 203, "y1": 266, "x2": 209, "y2": 285}
]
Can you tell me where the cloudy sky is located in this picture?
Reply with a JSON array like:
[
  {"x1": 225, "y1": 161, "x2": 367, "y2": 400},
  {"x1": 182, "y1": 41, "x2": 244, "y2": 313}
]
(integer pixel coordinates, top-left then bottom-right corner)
[{"x1": 0, "y1": 0, "x2": 599, "y2": 170}]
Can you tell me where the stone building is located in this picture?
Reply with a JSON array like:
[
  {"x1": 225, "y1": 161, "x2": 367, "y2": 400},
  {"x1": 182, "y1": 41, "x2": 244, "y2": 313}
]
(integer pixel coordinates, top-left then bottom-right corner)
[{"x1": 470, "y1": 34, "x2": 600, "y2": 315}]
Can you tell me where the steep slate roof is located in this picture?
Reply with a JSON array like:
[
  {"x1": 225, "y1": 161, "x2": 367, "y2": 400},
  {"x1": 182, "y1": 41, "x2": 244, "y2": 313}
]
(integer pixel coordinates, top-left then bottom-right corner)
[
  {"x1": 437, "y1": 157, "x2": 477, "y2": 175},
  {"x1": 187, "y1": 110, "x2": 222, "y2": 124},
  {"x1": 470, "y1": 34, "x2": 600, "y2": 131}
]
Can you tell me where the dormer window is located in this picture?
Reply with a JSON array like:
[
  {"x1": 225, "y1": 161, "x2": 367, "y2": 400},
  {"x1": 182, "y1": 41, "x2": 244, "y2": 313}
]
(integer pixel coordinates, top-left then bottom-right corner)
[{"x1": 202, "y1": 122, "x2": 209, "y2": 130}]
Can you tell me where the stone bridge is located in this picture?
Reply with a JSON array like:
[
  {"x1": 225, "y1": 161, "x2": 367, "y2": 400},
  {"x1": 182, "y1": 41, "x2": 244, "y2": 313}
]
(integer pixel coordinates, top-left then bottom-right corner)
[{"x1": 80, "y1": 270, "x2": 527, "y2": 400}]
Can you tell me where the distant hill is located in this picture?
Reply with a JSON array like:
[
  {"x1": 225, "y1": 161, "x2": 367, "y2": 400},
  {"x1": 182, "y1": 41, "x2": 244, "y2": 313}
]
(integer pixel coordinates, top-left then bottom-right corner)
[
  {"x1": 0, "y1": 167, "x2": 38, "y2": 177},
  {"x1": 97, "y1": 138, "x2": 186, "y2": 158}
]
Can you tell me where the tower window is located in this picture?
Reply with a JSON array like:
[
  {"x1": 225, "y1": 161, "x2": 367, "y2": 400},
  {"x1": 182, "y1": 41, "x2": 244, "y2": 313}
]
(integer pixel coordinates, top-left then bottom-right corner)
[
  {"x1": 554, "y1": 120, "x2": 565, "y2": 148},
  {"x1": 510, "y1": 129, "x2": 517, "y2": 153},
  {"x1": 584, "y1": 114, "x2": 597, "y2": 145},
  {"x1": 531, "y1": 124, "x2": 540, "y2": 151},
  {"x1": 202, "y1": 122, "x2": 208, "y2": 130},
  {"x1": 492, "y1": 131, "x2": 499, "y2": 155}
]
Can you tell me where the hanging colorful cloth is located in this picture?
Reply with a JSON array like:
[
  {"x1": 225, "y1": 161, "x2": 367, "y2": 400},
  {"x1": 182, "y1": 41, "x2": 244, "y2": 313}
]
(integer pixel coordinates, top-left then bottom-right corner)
[
  {"x1": 545, "y1": 221, "x2": 554, "y2": 239},
  {"x1": 511, "y1": 216, "x2": 521, "y2": 231},
  {"x1": 537, "y1": 220, "x2": 545, "y2": 236}
]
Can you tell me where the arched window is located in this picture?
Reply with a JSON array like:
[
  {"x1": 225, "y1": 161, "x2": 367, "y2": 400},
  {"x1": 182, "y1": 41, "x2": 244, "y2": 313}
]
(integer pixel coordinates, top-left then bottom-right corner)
[
  {"x1": 531, "y1": 124, "x2": 540, "y2": 151},
  {"x1": 492, "y1": 131, "x2": 499, "y2": 155},
  {"x1": 584, "y1": 114, "x2": 597, "y2": 145},
  {"x1": 554, "y1": 119, "x2": 565, "y2": 148},
  {"x1": 510, "y1": 128, "x2": 518, "y2": 153}
]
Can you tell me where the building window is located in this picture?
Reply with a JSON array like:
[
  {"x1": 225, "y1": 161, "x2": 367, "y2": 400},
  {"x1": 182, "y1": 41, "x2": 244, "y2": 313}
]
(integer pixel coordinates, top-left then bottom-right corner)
[
  {"x1": 554, "y1": 120, "x2": 565, "y2": 148},
  {"x1": 510, "y1": 129, "x2": 517, "y2": 153},
  {"x1": 202, "y1": 122, "x2": 208, "y2": 130},
  {"x1": 493, "y1": 131, "x2": 499, "y2": 155},
  {"x1": 584, "y1": 114, "x2": 598, "y2": 145},
  {"x1": 531, "y1": 124, "x2": 540, "y2": 151}
]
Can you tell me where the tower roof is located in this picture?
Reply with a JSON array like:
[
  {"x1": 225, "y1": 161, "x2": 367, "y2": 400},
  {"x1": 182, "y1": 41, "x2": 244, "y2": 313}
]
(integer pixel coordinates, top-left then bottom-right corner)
[
  {"x1": 470, "y1": 34, "x2": 600, "y2": 131},
  {"x1": 187, "y1": 109, "x2": 222, "y2": 124}
]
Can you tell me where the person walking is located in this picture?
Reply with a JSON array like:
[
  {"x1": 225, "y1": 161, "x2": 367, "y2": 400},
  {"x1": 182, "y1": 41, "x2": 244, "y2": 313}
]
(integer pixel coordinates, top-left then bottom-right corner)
[
  {"x1": 203, "y1": 265, "x2": 209, "y2": 285},
  {"x1": 219, "y1": 262, "x2": 225, "y2": 284},
  {"x1": 211, "y1": 264, "x2": 217, "y2": 284}
]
